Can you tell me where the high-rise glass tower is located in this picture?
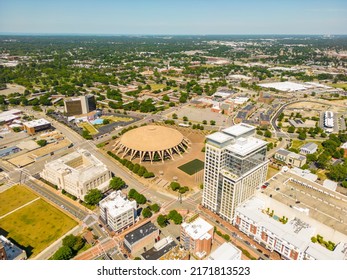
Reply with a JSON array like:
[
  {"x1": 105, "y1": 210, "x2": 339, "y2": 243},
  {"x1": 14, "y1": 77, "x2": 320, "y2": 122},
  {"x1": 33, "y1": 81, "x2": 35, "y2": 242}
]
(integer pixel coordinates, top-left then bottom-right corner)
[{"x1": 202, "y1": 123, "x2": 268, "y2": 223}]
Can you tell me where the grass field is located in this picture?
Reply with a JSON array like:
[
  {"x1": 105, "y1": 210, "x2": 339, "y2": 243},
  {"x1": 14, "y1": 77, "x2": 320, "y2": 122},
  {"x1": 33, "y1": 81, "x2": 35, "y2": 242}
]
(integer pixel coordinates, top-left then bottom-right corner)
[
  {"x1": 149, "y1": 83, "x2": 165, "y2": 91},
  {"x1": 178, "y1": 159, "x2": 205, "y2": 175},
  {"x1": 328, "y1": 83, "x2": 347, "y2": 89},
  {"x1": 291, "y1": 140, "x2": 323, "y2": 151},
  {"x1": 0, "y1": 193, "x2": 77, "y2": 258},
  {"x1": 79, "y1": 122, "x2": 98, "y2": 135},
  {"x1": 102, "y1": 116, "x2": 133, "y2": 123},
  {"x1": 0, "y1": 185, "x2": 38, "y2": 216}
]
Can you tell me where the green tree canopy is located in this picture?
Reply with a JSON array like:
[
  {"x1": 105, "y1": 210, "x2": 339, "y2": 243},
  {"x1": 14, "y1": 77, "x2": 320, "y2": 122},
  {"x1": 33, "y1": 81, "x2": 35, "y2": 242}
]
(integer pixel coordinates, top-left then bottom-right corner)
[{"x1": 84, "y1": 189, "x2": 103, "y2": 205}]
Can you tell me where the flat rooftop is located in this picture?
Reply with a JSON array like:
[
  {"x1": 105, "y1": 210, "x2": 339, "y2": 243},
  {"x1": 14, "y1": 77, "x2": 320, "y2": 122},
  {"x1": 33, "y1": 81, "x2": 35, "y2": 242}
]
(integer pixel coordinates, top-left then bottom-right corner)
[
  {"x1": 258, "y1": 81, "x2": 310, "y2": 92},
  {"x1": 23, "y1": 118, "x2": 50, "y2": 128},
  {"x1": 181, "y1": 217, "x2": 213, "y2": 240},
  {"x1": 206, "y1": 132, "x2": 233, "y2": 144},
  {"x1": 141, "y1": 238, "x2": 176, "y2": 260},
  {"x1": 222, "y1": 123, "x2": 255, "y2": 137},
  {"x1": 226, "y1": 136, "x2": 267, "y2": 157},
  {"x1": 209, "y1": 242, "x2": 241, "y2": 260},
  {"x1": 263, "y1": 171, "x2": 347, "y2": 236},
  {"x1": 124, "y1": 222, "x2": 158, "y2": 245},
  {"x1": 99, "y1": 191, "x2": 136, "y2": 218}
]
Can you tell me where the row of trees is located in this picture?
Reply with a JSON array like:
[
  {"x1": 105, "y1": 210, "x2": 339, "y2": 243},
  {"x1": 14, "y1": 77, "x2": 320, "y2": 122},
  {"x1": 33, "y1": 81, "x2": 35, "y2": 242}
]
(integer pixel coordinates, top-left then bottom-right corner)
[{"x1": 107, "y1": 151, "x2": 154, "y2": 178}]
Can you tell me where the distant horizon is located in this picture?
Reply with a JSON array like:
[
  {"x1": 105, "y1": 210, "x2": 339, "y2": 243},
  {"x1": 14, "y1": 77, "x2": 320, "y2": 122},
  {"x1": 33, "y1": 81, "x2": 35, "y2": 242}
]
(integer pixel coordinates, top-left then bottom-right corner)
[
  {"x1": 1, "y1": 32, "x2": 347, "y2": 37},
  {"x1": 1, "y1": 0, "x2": 346, "y2": 35}
]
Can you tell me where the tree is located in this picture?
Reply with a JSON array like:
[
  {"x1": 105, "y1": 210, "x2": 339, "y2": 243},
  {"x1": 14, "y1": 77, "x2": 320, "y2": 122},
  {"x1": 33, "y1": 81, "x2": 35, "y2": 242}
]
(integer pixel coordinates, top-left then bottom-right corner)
[
  {"x1": 341, "y1": 181, "x2": 347, "y2": 188},
  {"x1": 143, "y1": 172, "x2": 155, "y2": 178},
  {"x1": 170, "y1": 182, "x2": 181, "y2": 191},
  {"x1": 172, "y1": 113, "x2": 178, "y2": 119},
  {"x1": 52, "y1": 246, "x2": 73, "y2": 260},
  {"x1": 103, "y1": 119, "x2": 110, "y2": 125},
  {"x1": 150, "y1": 203, "x2": 160, "y2": 213},
  {"x1": 202, "y1": 120, "x2": 207, "y2": 125},
  {"x1": 157, "y1": 214, "x2": 168, "y2": 228},
  {"x1": 328, "y1": 164, "x2": 347, "y2": 182},
  {"x1": 82, "y1": 130, "x2": 92, "y2": 140},
  {"x1": 298, "y1": 132, "x2": 307, "y2": 140},
  {"x1": 287, "y1": 126, "x2": 295, "y2": 133},
  {"x1": 128, "y1": 189, "x2": 137, "y2": 199},
  {"x1": 109, "y1": 176, "x2": 126, "y2": 190},
  {"x1": 136, "y1": 194, "x2": 147, "y2": 205},
  {"x1": 62, "y1": 234, "x2": 78, "y2": 249},
  {"x1": 142, "y1": 207, "x2": 152, "y2": 218},
  {"x1": 183, "y1": 116, "x2": 188, "y2": 122},
  {"x1": 36, "y1": 139, "x2": 47, "y2": 147},
  {"x1": 264, "y1": 130, "x2": 272, "y2": 138},
  {"x1": 84, "y1": 189, "x2": 103, "y2": 205},
  {"x1": 210, "y1": 120, "x2": 216, "y2": 125},
  {"x1": 137, "y1": 166, "x2": 147, "y2": 177},
  {"x1": 167, "y1": 210, "x2": 183, "y2": 225}
]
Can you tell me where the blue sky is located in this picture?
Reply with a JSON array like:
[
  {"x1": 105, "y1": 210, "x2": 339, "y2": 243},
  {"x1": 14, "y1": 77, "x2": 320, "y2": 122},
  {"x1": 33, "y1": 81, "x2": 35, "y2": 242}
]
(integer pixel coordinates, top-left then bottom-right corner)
[{"x1": 0, "y1": 0, "x2": 346, "y2": 35}]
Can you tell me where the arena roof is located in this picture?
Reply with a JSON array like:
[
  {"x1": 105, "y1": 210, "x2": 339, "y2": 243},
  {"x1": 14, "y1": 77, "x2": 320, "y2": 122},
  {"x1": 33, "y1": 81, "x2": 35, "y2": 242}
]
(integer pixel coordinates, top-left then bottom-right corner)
[{"x1": 113, "y1": 125, "x2": 190, "y2": 163}]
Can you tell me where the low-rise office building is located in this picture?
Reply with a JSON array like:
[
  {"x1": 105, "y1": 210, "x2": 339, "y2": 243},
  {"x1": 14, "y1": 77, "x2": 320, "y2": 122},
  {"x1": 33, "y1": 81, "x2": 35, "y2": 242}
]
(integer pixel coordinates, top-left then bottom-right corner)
[
  {"x1": 99, "y1": 191, "x2": 137, "y2": 233},
  {"x1": 23, "y1": 118, "x2": 51, "y2": 135},
  {"x1": 274, "y1": 149, "x2": 306, "y2": 168},
  {"x1": 123, "y1": 222, "x2": 159, "y2": 254},
  {"x1": 180, "y1": 217, "x2": 214, "y2": 259},
  {"x1": 40, "y1": 149, "x2": 111, "y2": 200}
]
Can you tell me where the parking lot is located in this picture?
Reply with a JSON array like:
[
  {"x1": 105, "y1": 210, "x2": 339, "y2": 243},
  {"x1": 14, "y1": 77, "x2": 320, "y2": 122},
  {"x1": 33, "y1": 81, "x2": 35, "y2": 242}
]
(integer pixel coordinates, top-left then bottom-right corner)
[{"x1": 263, "y1": 171, "x2": 347, "y2": 235}]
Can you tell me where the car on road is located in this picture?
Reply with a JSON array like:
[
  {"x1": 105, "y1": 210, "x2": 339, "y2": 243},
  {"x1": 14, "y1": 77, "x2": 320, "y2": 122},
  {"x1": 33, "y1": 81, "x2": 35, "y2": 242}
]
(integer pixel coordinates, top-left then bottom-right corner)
[
  {"x1": 245, "y1": 241, "x2": 251, "y2": 246},
  {"x1": 264, "y1": 254, "x2": 270, "y2": 258},
  {"x1": 60, "y1": 204, "x2": 65, "y2": 209}
]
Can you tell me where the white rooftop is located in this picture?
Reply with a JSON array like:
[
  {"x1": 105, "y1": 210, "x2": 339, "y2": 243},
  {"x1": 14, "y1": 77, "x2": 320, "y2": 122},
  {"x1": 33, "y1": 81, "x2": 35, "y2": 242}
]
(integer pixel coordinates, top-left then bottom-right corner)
[
  {"x1": 289, "y1": 167, "x2": 318, "y2": 182},
  {"x1": 226, "y1": 136, "x2": 267, "y2": 157},
  {"x1": 259, "y1": 81, "x2": 310, "y2": 92},
  {"x1": 0, "y1": 109, "x2": 22, "y2": 117},
  {"x1": 208, "y1": 242, "x2": 241, "y2": 260},
  {"x1": 322, "y1": 179, "x2": 338, "y2": 191},
  {"x1": 23, "y1": 118, "x2": 50, "y2": 128},
  {"x1": 44, "y1": 149, "x2": 108, "y2": 183},
  {"x1": 206, "y1": 132, "x2": 233, "y2": 144},
  {"x1": 181, "y1": 217, "x2": 213, "y2": 240},
  {"x1": 99, "y1": 191, "x2": 136, "y2": 218},
  {"x1": 222, "y1": 123, "x2": 255, "y2": 137}
]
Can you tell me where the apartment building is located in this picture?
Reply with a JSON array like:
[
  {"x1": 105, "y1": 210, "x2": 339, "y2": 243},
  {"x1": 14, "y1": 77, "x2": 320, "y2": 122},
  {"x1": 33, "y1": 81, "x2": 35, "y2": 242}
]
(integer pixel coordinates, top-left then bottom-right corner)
[
  {"x1": 274, "y1": 149, "x2": 306, "y2": 168},
  {"x1": 180, "y1": 217, "x2": 214, "y2": 259},
  {"x1": 202, "y1": 123, "x2": 268, "y2": 223}
]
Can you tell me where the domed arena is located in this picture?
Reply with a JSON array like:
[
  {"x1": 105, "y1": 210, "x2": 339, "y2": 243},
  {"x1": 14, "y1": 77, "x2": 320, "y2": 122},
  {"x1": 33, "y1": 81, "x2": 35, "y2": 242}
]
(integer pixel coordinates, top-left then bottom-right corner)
[{"x1": 112, "y1": 125, "x2": 190, "y2": 163}]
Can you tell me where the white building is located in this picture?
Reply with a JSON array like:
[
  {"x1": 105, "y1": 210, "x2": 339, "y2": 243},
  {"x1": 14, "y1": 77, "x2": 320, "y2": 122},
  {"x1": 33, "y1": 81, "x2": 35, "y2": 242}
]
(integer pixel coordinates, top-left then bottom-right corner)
[
  {"x1": 300, "y1": 142, "x2": 318, "y2": 154},
  {"x1": 234, "y1": 196, "x2": 347, "y2": 260},
  {"x1": 202, "y1": 123, "x2": 268, "y2": 223},
  {"x1": 99, "y1": 191, "x2": 137, "y2": 232},
  {"x1": 208, "y1": 242, "x2": 241, "y2": 260},
  {"x1": 40, "y1": 149, "x2": 111, "y2": 200}
]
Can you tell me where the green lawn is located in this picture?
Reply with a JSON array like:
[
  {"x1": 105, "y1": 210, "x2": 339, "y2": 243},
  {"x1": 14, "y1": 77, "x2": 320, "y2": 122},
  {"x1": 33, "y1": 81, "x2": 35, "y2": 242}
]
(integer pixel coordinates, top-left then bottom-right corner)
[
  {"x1": 0, "y1": 185, "x2": 38, "y2": 216},
  {"x1": 80, "y1": 122, "x2": 98, "y2": 135},
  {"x1": 291, "y1": 140, "x2": 323, "y2": 151},
  {"x1": 0, "y1": 199, "x2": 78, "y2": 258},
  {"x1": 178, "y1": 159, "x2": 205, "y2": 175},
  {"x1": 102, "y1": 116, "x2": 133, "y2": 123},
  {"x1": 149, "y1": 83, "x2": 165, "y2": 91},
  {"x1": 328, "y1": 83, "x2": 347, "y2": 89}
]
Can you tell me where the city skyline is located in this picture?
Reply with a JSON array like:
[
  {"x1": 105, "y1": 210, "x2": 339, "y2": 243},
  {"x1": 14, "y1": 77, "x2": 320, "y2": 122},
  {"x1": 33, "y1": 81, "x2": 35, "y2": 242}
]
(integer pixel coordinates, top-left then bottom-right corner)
[{"x1": 1, "y1": 0, "x2": 347, "y2": 35}]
